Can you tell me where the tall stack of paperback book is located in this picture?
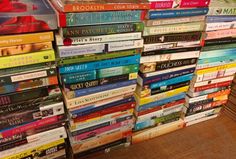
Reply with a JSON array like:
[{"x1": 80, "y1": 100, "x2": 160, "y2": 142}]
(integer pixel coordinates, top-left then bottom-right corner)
[
  {"x1": 132, "y1": 0, "x2": 210, "y2": 144},
  {"x1": 50, "y1": 0, "x2": 148, "y2": 157},
  {"x1": 0, "y1": 0, "x2": 68, "y2": 158},
  {"x1": 184, "y1": 0, "x2": 236, "y2": 126},
  {"x1": 224, "y1": 74, "x2": 236, "y2": 120}
]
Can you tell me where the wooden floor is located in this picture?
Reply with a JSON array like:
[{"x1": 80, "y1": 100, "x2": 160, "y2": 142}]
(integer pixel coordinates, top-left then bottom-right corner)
[{"x1": 86, "y1": 113, "x2": 236, "y2": 159}]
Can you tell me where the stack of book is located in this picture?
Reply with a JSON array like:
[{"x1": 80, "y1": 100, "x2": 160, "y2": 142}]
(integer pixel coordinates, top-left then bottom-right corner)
[
  {"x1": 0, "y1": 0, "x2": 67, "y2": 158},
  {"x1": 184, "y1": 0, "x2": 236, "y2": 126},
  {"x1": 50, "y1": 0, "x2": 148, "y2": 157},
  {"x1": 225, "y1": 74, "x2": 236, "y2": 120},
  {"x1": 132, "y1": 0, "x2": 210, "y2": 144}
]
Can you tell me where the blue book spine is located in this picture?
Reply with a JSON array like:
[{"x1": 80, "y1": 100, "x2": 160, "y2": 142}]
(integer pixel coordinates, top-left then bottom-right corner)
[
  {"x1": 135, "y1": 119, "x2": 153, "y2": 131},
  {"x1": 150, "y1": 73, "x2": 193, "y2": 89},
  {"x1": 73, "y1": 80, "x2": 137, "y2": 97},
  {"x1": 148, "y1": 8, "x2": 209, "y2": 19},
  {"x1": 61, "y1": 70, "x2": 96, "y2": 84},
  {"x1": 141, "y1": 67, "x2": 196, "y2": 85},
  {"x1": 66, "y1": 11, "x2": 142, "y2": 27},
  {"x1": 138, "y1": 93, "x2": 186, "y2": 111},
  {"x1": 200, "y1": 48, "x2": 236, "y2": 59},
  {"x1": 71, "y1": 97, "x2": 134, "y2": 118},
  {"x1": 207, "y1": 16, "x2": 236, "y2": 23},
  {"x1": 59, "y1": 54, "x2": 140, "y2": 74},
  {"x1": 198, "y1": 55, "x2": 236, "y2": 64}
]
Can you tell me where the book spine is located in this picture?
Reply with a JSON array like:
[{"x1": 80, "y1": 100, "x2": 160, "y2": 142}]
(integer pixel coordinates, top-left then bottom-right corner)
[
  {"x1": 143, "y1": 32, "x2": 202, "y2": 44},
  {"x1": 137, "y1": 99, "x2": 185, "y2": 116},
  {"x1": 193, "y1": 81, "x2": 232, "y2": 92},
  {"x1": 70, "y1": 109, "x2": 133, "y2": 131},
  {"x1": 56, "y1": 32, "x2": 142, "y2": 45},
  {"x1": 58, "y1": 39, "x2": 143, "y2": 57},
  {"x1": 207, "y1": 16, "x2": 236, "y2": 23},
  {"x1": 150, "y1": 0, "x2": 210, "y2": 9},
  {"x1": 1, "y1": 138, "x2": 66, "y2": 159},
  {"x1": 143, "y1": 22, "x2": 205, "y2": 36},
  {"x1": 132, "y1": 119, "x2": 184, "y2": 144},
  {"x1": 192, "y1": 76, "x2": 234, "y2": 88},
  {"x1": 142, "y1": 46, "x2": 201, "y2": 56},
  {"x1": 135, "y1": 110, "x2": 182, "y2": 131},
  {"x1": 72, "y1": 102, "x2": 135, "y2": 123},
  {"x1": 0, "y1": 102, "x2": 64, "y2": 130},
  {"x1": 0, "y1": 76, "x2": 58, "y2": 95},
  {"x1": 187, "y1": 87, "x2": 229, "y2": 98},
  {"x1": 61, "y1": 70, "x2": 97, "y2": 84},
  {"x1": 143, "y1": 64, "x2": 196, "y2": 77},
  {"x1": 150, "y1": 73, "x2": 193, "y2": 89},
  {"x1": 65, "y1": 73, "x2": 137, "y2": 91},
  {"x1": 206, "y1": 21, "x2": 236, "y2": 31},
  {"x1": 137, "y1": 86, "x2": 189, "y2": 105},
  {"x1": 137, "y1": 104, "x2": 183, "y2": 122},
  {"x1": 58, "y1": 49, "x2": 141, "y2": 66},
  {"x1": 0, "y1": 32, "x2": 54, "y2": 47},
  {"x1": 138, "y1": 67, "x2": 195, "y2": 86},
  {"x1": 206, "y1": 29, "x2": 236, "y2": 40},
  {"x1": 71, "y1": 115, "x2": 133, "y2": 136},
  {"x1": 208, "y1": 7, "x2": 236, "y2": 16},
  {"x1": 144, "y1": 40, "x2": 202, "y2": 52},
  {"x1": 71, "y1": 129, "x2": 132, "y2": 153},
  {"x1": 140, "y1": 51, "x2": 200, "y2": 63},
  {"x1": 63, "y1": 3, "x2": 150, "y2": 12},
  {"x1": 0, "y1": 50, "x2": 55, "y2": 69},
  {"x1": 186, "y1": 89, "x2": 231, "y2": 103},
  {"x1": 196, "y1": 63, "x2": 236, "y2": 75},
  {"x1": 0, "y1": 42, "x2": 53, "y2": 57},
  {"x1": 68, "y1": 93, "x2": 133, "y2": 112},
  {"x1": 59, "y1": 54, "x2": 140, "y2": 74},
  {"x1": 200, "y1": 48, "x2": 236, "y2": 59},
  {"x1": 197, "y1": 60, "x2": 236, "y2": 70},
  {"x1": 145, "y1": 15, "x2": 205, "y2": 26},
  {"x1": 71, "y1": 97, "x2": 134, "y2": 118},
  {"x1": 64, "y1": 85, "x2": 136, "y2": 107},
  {"x1": 61, "y1": 23, "x2": 144, "y2": 37},
  {"x1": 66, "y1": 80, "x2": 136, "y2": 98},
  {"x1": 0, "y1": 115, "x2": 64, "y2": 139},
  {"x1": 0, "y1": 87, "x2": 48, "y2": 106},
  {"x1": 137, "y1": 92, "x2": 186, "y2": 111},
  {"x1": 73, "y1": 119, "x2": 133, "y2": 141},
  {"x1": 0, "y1": 67, "x2": 57, "y2": 86},
  {"x1": 63, "y1": 11, "x2": 144, "y2": 27},
  {"x1": 148, "y1": 8, "x2": 209, "y2": 19},
  {"x1": 140, "y1": 58, "x2": 198, "y2": 73},
  {"x1": 98, "y1": 64, "x2": 139, "y2": 78}
]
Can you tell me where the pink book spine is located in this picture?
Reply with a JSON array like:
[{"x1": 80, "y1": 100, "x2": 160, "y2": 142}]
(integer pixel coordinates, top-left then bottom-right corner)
[
  {"x1": 150, "y1": 1, "x2": 173, "y2": 9},
  {"x1": 180, "y1": 0, "x2": 211, "y2": 8},
  {"x1": 0, "y1": 115, "x2": 61, "y2": 138}
]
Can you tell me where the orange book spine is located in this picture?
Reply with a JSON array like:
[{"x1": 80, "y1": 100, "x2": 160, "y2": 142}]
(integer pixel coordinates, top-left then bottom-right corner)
[
  {"x1": 0, "y1": 32, "x2": 54, "y2": 47},
  {"x1": 64, "y1": 3, "x2": 150, "y2": 12}
]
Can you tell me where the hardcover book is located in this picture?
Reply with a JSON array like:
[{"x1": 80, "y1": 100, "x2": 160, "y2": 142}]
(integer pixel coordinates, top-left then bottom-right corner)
[{"x1": 0, "y1": 0, "x2": 57, "y2": 35}]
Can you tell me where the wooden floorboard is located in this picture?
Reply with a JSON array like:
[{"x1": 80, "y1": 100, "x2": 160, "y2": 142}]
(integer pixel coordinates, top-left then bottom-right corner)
[{"x1": 84, "y1": 114, "x2": 236, "y2": 159}]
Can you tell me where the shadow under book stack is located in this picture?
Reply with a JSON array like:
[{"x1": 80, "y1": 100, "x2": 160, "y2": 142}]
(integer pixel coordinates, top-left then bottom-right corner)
[
  {"x1": 132, "y1": 0, "x2": 210, "y2": 144},
  {"x1": 50, "y1": 0, "x2": 148, "y2": 157},
  {"x1": 0, "y1": 0, "x2": 67, "y2": 159},
  {"x1": 184, "y1": 0, "x2": 236, "y2": 126},
  {"x1": 224, "y1": 74, "x2": 236, "y2": 120}
]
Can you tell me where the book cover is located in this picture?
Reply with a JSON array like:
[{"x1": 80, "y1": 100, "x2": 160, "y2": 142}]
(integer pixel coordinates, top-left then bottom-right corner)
[{"x1": 0, "y1": 0, "x2": 57, "y2": 35}]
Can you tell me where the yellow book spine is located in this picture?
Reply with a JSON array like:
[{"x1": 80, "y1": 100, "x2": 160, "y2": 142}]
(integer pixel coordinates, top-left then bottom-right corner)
[
  {"x1": 0, "y1": 50, "x2": 55, "y2": 69},
  {"x1": 3, "y1": 139, "x2": 65, "y2": 159},
  {"x1": 196, "y1": 62, "x2": 236, "y2": 75},
  {"x1": 0, "y1": 32, "x2": 54, "y2": 47},
  {"x1": 138, "y1": 86, "x2": 189, "y2": 105}
]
